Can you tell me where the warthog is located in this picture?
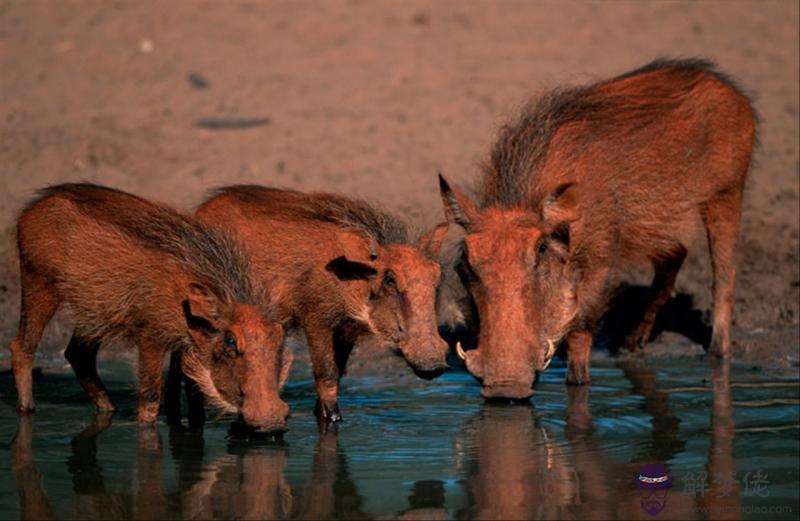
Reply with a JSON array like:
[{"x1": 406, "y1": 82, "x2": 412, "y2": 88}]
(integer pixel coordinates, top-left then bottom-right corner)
[
  {"x1": 11, "y1": 183, "x2": 292, "y2": 433},
  {"x1": 440, "y1": 58, "x2": 756, "y2": 399},
  {"x1": 195, "y1": 185, "x2": 448, "y2": 422}
]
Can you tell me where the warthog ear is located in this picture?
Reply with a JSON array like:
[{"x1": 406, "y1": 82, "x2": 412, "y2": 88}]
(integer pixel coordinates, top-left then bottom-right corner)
[
  {"x1": 184, "y1": 283, "x2": 223, "y2": 334},
  {"x1": 417, "y1": 222, "x2": 449, "y2": 258},
  {"x1": 325, "y1": 256, "x2": 378, "y2": 281},
  {"x1": 542, "y1": 183, "x2": 580, "y2": 226},
  {"x1": 439, "y1": 173, "x2": 478, "y2": 230}
]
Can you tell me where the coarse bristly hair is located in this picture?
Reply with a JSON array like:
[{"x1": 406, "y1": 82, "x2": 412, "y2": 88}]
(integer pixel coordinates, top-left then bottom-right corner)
[
  {"x1": 208, "y1": 185, "x2": 414, "y2": 244},
  {"x1": 22, "y1": 184, "x2": 274, "y2": 414},
  {"x1": 479, "y1": 57, "x2": 757, "y2": 210},
  {"x1": 29, "y1": 183, "x2": 261, "y2": 309}
]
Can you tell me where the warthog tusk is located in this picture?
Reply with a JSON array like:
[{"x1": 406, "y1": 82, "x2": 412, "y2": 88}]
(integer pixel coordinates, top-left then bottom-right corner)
[
  {"x1": 543, "y1": 339, "x2": 557, "y2": 370},
  {"x1": 456, "y1": 341, "x2": 467, "y2": 361}
]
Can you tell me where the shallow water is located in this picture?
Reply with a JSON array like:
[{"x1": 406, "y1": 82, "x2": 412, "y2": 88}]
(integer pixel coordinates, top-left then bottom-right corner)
[{"x1": 1, "y1": 357, "x2": 798, "y2": 520}]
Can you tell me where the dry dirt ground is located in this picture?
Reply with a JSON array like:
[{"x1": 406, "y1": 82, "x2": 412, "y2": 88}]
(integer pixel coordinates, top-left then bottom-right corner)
[{"x1": 0, "y1": 0, "x2": 797, "y2": 374}]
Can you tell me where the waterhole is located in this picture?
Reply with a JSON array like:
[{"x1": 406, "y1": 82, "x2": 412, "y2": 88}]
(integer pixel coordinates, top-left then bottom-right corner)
[{"x1": 1, "y1": 357, "x2": 797, "y2": 519}]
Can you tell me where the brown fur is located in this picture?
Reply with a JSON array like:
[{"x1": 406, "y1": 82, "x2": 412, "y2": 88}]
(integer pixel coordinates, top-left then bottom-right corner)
[
  {"x1": 195, "y1": 185, "x2": 448, "y2": 423},
  {"x1": 440, "y1": 58, "x2": 756, "y2": 398},
  {"x1": 207, "y1": 185, "x2": 410, "y2": 245},
  {"x1": 10, "y1": 183, "x2": 292, "y2": 432}
]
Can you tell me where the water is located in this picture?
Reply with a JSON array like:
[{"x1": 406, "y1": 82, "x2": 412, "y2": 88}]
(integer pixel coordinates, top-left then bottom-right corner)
[{"x1": 1, "y1": 357, "x2": 798, "y2": 520}]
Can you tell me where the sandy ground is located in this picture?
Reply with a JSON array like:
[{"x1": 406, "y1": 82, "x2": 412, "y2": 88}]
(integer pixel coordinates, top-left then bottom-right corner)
[{"x1": 0, "y1": 0, "x2": 798, "y2": 372}]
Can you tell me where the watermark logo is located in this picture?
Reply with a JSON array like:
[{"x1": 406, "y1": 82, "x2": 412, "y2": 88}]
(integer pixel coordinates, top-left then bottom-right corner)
[
  {"x1": 682, "y1": 469, "x2": 770, "y2": 498},
  {"x1": 636, "y1": 463, "x2": 672, "y2": 516},
  {"x1": 633, "y1": 466, "x2": 789, "y2": 517}
]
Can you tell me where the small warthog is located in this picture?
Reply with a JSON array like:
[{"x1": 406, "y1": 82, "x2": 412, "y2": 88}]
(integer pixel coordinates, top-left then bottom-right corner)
[
  {"x1": 440, "y1": 59, "x2": 756, "y2": 399},
  {"x1": 195, "y1": 185, "x2": 449, "y2": 422},
  {"x1": 10, "y1": 184, "x2": 292, "y2": 433}
]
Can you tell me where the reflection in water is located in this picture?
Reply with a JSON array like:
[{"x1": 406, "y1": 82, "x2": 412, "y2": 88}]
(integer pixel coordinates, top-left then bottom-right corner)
[
  {"x1": 453, "y1": 359, "x2": 739, "y2": 520},
  {"x1": 136, "y1": 428, "x2": 168, "y2": 520},
  {"x1": 609, "y1": 358, "x2": 741, "y2": 520},
  {"x1": 10, "y1": 416, "x2": 53, "y2": 521},
  {"x1": 178, "y1": 434, "x2": 292, "y2": 519},
  {"x1": 5, "y1": 357, "x2": 793, "y2": 520},
  {"x1": 563, "y1": 386, "x2": 615, "y2": 520},
  {"x1": 454, "y1": 390, "x2": 634, "y2": 520},
  {"x1": 67, "y1": 416, "x2": 167, "y2": 519},
  {"x1": 68, "y1": 412, "x2": 112, "y2": 494},
  {"x1": 457, "y1": 403, "x2": 576, "y2": 520},
  {"x1": 8, "y1": 416, "x2": 371, "y2": 520},
  {"x1": 167, "y1": 422, "x2": 206, "y2": 513},
  {"x1": 698, "y1": 359, "x2": 741, "y2": 520},
  {"x1": 396, "y1": 480, "x2": 447, "y2": 520},
  {"x1": 67, "y1": 412, "x2": 132, "y2": 519},
  {"x1": 295, "y1": 426, "x2": 369, "y2": 520},
  {"x1": 617, "y1": 358, "x2": 685, "y2": 462}
]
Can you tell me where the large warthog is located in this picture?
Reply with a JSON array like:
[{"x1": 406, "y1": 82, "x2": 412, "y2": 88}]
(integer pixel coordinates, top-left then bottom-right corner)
[
  {"x1": 10, "y1": 184, "x2": 292, "y2": 433},
  {"x1": 439, "y1": 59, "x2": 756, "y2": 399},
  {"x1": 195, "y1": 186, "x2": 449, "y2": 422}
]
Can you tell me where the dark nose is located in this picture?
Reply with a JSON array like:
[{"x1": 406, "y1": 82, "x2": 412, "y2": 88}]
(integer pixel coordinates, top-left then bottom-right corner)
[
  {"x1": 412, "y1": 366, "x2": 446, "y2": 380},
  {"x1": 252, "y1": 422, "x2": 287, "y2": 436},
  {"x1": 241, "y1": 400, "x2": 290, "y2": 434},
  {"x1": 231, "y1": 416, "x2": 287, "y2": 439},
  {"x1": 481, "y1": 382, "x2": 534, "y2": 401},
  {"x1": 238, "y1": 416, "x2": 288, "y2": 437},
  {"x1": 400, "y1": 337, "x2": 450, "y2": 378},
  {"x1": 408, "y1": 351, "x2": 449, "y2": 380}
]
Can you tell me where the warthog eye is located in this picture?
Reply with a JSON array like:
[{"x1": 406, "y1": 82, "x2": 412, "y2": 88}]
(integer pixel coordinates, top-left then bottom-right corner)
[
  {"x1": 223, "y1": 331, "x2": 238, "y2": 356},
  {"x1": 383, "y1": 273, "x2": 397, "y2": 291},
  {"x1": 456, "y1": 256, "x2": 479, "y2": 285},
  {"x1": 538, "y1": 240, "x2": 548, "y2": 257}
]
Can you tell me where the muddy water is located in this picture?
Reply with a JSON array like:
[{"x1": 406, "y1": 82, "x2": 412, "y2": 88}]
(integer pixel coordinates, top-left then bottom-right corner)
[{"x1": 1, "y1": 357, "x2": 798, "y2": 520}]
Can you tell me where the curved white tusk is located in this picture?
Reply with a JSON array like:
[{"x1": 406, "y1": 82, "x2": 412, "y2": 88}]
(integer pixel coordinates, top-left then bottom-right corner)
[
  {"x1": 543, "y1": 339, "x2": 557, "y2": 370},
  {"x1": 456, "y1": 341, "x2": 467, "y2": 361}
]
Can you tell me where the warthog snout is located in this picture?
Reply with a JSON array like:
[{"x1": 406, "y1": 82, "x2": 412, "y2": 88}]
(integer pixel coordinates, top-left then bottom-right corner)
[
  {"x1": 403, "y1": 338, "x2": 450, "y2": 379},
  {"x1": 240, "y1": 399, "x2": 290, "y2": 435},
  {"x1": 412, "y1": 363, "x2": 447, "y2": 380},
  {"x1": 480, "y1": 381, "x2": 535, "y2": 401}
]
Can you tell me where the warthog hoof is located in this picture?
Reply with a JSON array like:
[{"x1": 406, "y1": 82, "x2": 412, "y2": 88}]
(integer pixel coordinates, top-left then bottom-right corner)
[{"x1": 314, "y1": 399, "x2": 342, "y2": 424}]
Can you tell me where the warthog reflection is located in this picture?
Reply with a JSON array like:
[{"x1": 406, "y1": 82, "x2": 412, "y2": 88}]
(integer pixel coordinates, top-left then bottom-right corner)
[
  {"x1": 454, "y1": 403, "x2": 577, "y2": 519},
  {"x1": 8, "y1": 359, "x2": 740, "y2": 520},
  {"x1": 9, "y1": 417, "x2": 368, "y2": 520},
  {"x1": 454, "y1": 359, "x2": 739, "y2": 520},
  {"x1": 10, "y1": 415, "x2": 54, "y2": 521},
  {"x1": 177, "y1": 435, "x2": 293, "y2": 519}
]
